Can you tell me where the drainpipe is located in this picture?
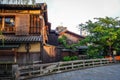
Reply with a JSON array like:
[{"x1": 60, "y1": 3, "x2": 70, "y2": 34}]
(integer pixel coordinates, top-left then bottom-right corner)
[
  {"x1": 39, "y1": 15, "x2": 45, "y2": 63},
  {"x1": 39, "y1": 3, "x2": 54, "y2": 62},
  {"x1": 39, "y1": 15, "x2": 46, "y2": 45},
  {"x1": 40, "y1": 3, "x2": 48, "y2": 45}
]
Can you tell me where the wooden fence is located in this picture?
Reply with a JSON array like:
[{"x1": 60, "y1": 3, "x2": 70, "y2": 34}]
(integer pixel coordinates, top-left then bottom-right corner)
[
  {"x1": 0, "y1": 63, "x2": 16, "y2": 80},
  {"x1": 16, "y1": 58, "x2": 114, "y2": 80}
]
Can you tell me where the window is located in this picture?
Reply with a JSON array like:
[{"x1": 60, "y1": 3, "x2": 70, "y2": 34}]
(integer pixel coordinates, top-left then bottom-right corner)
[
  {"x1": 5, "y1": 17, "x2": 15, "y2": 27},
  {"x1": 4, "y1": 17, "x2": 15, "y2": 33},
  {"x1": 0, "y1": 16, "x2": 15, "y2": 33},
  {"x1": 30, "y1": 15, "x2": 41, "y2": 35}
]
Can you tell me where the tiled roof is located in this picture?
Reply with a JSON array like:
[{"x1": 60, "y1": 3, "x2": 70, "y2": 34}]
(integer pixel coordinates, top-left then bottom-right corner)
[
  {"x1": 0, "y1": 35, "x2": 42, "y2": 43},
  {"x1": 0, "y1": 3, "x2": 45, "y2": 10},
  {"x1": 48, "y1": 30, "x2": 59, "y2": 46},
  {"x1": 65, "y1": 30, "x2": 85, "y2": 39}
]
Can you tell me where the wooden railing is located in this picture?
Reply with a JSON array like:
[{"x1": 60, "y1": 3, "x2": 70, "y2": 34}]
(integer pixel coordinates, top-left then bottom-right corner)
[
  {"x1": 3, "y1": 27, "x2": 15, "y2": 33},
  {"x1": 17, "y1": 58, "x2": 114, "y2": 80}
]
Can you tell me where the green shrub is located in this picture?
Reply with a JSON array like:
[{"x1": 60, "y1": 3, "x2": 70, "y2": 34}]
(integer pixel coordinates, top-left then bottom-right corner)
[
  {"x1": 63, "y1": 56, "x2": 71, "y2": 61},
  {"x1": 71, "y1": 56, "x2": 78, "y2": 60},
  {"x1": 63, "y1": 56, "x2": 78, "y2": 61}
]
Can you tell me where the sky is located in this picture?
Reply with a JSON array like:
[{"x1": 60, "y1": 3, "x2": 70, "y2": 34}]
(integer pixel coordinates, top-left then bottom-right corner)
[{"x1": 37, "y1": 0, "x2": 120, "y2": 34}]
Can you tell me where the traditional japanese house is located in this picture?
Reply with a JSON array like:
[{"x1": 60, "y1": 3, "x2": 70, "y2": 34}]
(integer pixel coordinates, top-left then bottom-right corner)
[
  {"x1": 56, "y1": 26, "x2": 86, "y2": 59},
  {"x1": 0, "y1": 3, "x2": 51, "y2": 64},
  {"x1": 56, "y1": 26, "x2": 85, "y2": 44}
]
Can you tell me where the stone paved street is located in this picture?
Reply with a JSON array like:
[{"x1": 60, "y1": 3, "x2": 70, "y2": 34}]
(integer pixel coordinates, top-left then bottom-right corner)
[{"x1": 29, "y1": 64, "x2": 120, "y2": 80}]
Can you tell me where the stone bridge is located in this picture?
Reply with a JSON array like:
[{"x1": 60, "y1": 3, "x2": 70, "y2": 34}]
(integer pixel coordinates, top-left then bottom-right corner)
[{"x1": 29, "y1": 64, "x2": 120, "y2": 80}]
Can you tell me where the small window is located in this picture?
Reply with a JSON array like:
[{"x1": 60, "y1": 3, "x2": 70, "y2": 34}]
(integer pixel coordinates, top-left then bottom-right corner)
[{"x1": 5, "y1": 17, "x2": 15, "y2": 27}]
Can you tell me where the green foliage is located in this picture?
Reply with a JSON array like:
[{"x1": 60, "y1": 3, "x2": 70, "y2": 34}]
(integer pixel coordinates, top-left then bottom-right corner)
[
  {"x1": 71, "y1": 56, "x2": 78, "y2": 60},
  {"x1": 58, "y1": 35, "x2": 68, "y2": 48},
  {"x1": 58, "y1": 35, "x2": 81, "y2": 51},
  {"x1": 63, "y1": 56, "x2": 78, "y2": 61},
  {"x1": 63, "y1": 56, "x2": 71, "y2": 61},
  {"x1": 86, "y1": 46, "x2": 104, "y2": 58},
  {"x1": 79, "y1": 17, "x2": 120, "y2": 57}
]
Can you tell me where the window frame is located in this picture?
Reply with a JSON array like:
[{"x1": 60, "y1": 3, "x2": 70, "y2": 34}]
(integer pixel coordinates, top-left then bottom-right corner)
[
  {"x1": 4, "y1": 16, "x2": 15, "y2": 28},
  {"x1": 0, "y1": 16, "x2": 15, "y2": 33}
]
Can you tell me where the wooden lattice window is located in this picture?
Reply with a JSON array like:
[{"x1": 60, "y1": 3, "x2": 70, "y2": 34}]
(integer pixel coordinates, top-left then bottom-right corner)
[
  {"x1": 15, "y1": 14, "x2": 29, "y2": 35},
  {"x1": 30, "y1": 15, "x2": 41, "y2": 35}
]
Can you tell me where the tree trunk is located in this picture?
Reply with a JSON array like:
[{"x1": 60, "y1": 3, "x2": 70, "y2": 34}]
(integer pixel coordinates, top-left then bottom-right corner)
[
  {"x1": 108, "y1": 46, "x2": 112, "y2": 57},
  {"x1": 109, "y1": 46, "x2": 116, "y2": 63}
]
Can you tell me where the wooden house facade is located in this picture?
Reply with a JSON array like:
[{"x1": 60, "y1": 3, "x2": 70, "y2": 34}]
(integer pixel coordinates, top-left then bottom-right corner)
[
  {"x1": 56, "y1": 26, "x2": 85, "y2": 44},
  {"x1": 0, "y1": 3, "x2": 51, "y2": 64}
]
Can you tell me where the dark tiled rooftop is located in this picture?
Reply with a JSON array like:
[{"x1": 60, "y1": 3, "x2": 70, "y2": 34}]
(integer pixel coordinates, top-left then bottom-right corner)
[
  {"x1": 48, "y1": 31, "x2": 59, "y2": 46},
  {"x1": 0, "y1": 35, "x2": 42, "y2": 43},
  {"x1": 0, "y1": 3, "x2": 45, "y2": 10},
  {"x1": 65, "y1": 30, "x2": 85, "y2": 39}
]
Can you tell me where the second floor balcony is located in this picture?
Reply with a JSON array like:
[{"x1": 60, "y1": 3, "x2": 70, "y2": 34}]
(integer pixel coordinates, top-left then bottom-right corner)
[
  {"x1": 0, "y1": 14, "x2": 42, "y2": 35},
  {"x1": 3, "y1": 27, "x2": 15, "y2": 33}
]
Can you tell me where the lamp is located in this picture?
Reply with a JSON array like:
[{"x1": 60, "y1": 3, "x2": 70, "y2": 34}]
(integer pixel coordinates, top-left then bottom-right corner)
[
  {"x1": 10, "y1": 18, "x2": 14, "y2": 23},
  {"x1": 25, "y1": 43, "x2": 31, "y2": 53},
  {"x1": 39, "y1": 15, "x2": 43, "y2": 19}
]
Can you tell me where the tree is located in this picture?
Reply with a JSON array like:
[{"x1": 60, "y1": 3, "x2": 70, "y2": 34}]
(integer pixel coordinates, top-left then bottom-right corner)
[
  {"x1": 79, "y1": 17, "x2": 120, "y2": 58},
  {"x1": 31, "y1": 0, "x2": 35, "y2": 4},
  {"x1": 58, "y1": 35, "x2": 81, "y2": 51}
]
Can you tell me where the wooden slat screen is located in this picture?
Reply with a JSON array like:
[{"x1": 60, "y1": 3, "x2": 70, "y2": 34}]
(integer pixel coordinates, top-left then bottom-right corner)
[
  {"x1": 15, "y1": 14, "x2": 29, "y2": 35},
  {"x1": 29, "y1": 15, "x2": 41, "y2": 35}
]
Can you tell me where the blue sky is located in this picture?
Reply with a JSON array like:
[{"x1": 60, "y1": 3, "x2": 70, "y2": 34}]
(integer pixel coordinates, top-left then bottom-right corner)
[{"x1": 37, "y1": 0, "x2": 120, "y2": 34}]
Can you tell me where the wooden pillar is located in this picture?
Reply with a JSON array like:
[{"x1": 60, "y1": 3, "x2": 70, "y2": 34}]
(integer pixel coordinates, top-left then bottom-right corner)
[
  {"x1": 25, "y1": 43, "x2": 31, "y2": 63},
  {"x1": 2, "y1": 17, "x2": 5, "y2": 31},
  {"x1": 13, "y1": 48, "x2": 17, "y2": 63},
  {"x1": 40, "y1": 41, "x2": 43, "y2": 63},
  {"x1": 40, "y1": 15, "x2": 46, "y2": 44}
]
